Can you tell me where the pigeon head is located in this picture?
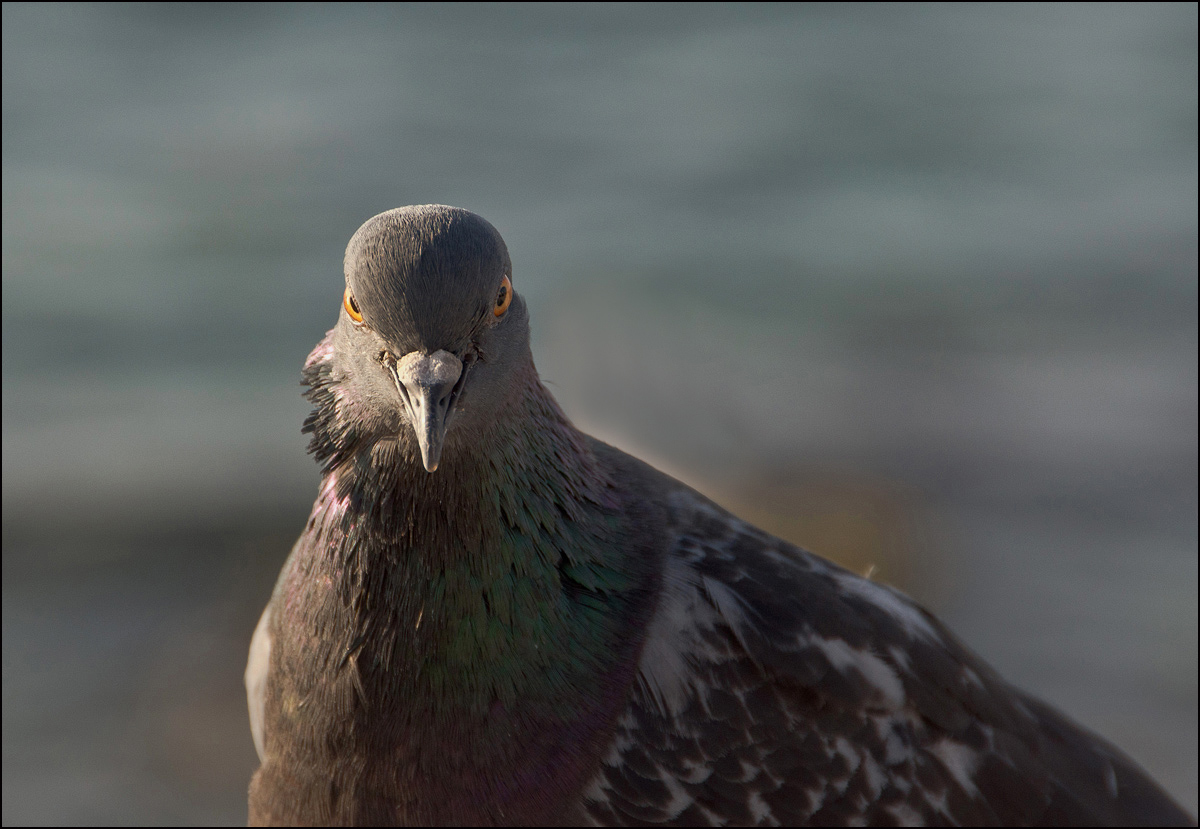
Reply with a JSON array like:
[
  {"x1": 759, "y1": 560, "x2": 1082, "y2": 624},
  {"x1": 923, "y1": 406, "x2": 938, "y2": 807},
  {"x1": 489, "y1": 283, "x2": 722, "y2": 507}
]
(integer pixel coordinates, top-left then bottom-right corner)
[{"x1": 304, "y1": 205, "x2": 530, "y2": 473}]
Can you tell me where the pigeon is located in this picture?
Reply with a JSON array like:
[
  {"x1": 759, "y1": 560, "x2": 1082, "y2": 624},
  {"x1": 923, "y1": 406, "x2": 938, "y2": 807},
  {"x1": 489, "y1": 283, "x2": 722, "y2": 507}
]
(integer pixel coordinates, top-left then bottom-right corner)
[{"x1": 246, "y1": 205, "x2": 1193, "y2": 826}]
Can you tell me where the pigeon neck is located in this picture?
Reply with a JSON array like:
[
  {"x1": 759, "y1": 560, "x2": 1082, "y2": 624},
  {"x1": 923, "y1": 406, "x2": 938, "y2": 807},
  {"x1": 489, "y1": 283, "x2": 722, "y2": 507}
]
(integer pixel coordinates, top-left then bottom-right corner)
[{"x1": 274, "y1": 361, "x2": 655, "y2": 820}]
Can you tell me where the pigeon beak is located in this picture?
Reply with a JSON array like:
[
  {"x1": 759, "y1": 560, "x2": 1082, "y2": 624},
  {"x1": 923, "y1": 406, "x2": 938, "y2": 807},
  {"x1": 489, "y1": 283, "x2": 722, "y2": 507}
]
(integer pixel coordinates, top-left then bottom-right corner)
[{"x1": 391, "y1": 350, "x2": 464, "y2": 472}]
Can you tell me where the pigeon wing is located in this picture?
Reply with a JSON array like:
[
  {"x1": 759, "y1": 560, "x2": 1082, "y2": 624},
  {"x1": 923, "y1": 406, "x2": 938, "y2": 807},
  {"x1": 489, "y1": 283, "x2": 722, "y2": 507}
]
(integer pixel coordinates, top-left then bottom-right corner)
[{"x1": 579, "y1": 483, "x2": 1192, "y2": 827}]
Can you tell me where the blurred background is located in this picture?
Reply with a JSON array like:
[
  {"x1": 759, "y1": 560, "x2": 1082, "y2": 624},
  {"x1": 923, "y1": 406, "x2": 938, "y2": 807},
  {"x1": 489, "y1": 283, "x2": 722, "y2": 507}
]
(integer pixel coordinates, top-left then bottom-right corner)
[{"x1": 2, "y1": 3, "x2": 1196, "y2": 824}]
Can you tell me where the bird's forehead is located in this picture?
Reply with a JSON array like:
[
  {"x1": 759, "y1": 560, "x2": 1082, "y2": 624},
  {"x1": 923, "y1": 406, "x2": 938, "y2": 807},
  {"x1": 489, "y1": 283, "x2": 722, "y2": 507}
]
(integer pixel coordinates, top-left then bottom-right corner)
[{"x1": 343, "y1": 205, "x2": 511, "y2": 352}]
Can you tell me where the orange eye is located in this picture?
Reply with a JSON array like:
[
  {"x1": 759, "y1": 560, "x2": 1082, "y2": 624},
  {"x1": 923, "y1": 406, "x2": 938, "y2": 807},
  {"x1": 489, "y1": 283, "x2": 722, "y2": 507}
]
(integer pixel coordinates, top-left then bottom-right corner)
[
  {"x1": 493, "y1": 274, "x2": 513, "y2": 318},
  {"x1": 344, "y1": 287, "x2": 364, "y2": 322}
]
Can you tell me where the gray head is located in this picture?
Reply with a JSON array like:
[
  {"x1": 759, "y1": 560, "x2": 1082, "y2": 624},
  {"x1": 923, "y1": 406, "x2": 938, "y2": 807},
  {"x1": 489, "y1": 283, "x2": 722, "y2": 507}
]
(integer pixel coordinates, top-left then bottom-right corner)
[{"x1": 305, "y1": 205, "x2": 530, "y2": 473}]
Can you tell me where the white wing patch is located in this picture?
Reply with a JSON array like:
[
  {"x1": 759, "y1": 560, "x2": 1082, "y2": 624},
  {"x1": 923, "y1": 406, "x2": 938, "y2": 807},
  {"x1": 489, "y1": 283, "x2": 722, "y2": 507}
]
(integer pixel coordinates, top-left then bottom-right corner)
[
  {"x1": 246, "y1": 605, "x2": 271, "y2": 763},
  {"x1": 811, "y1": 636, "x2": 906, "y2": 708},
  {"x1": 635, "y1": 550, "x2": 719, "y2": 718},
  {"x1": 831, "y1": 571, "x2": 940, "y2": 643},
  {"x1": 927, "y1": 738, "x2": 983, "y2": 799}
]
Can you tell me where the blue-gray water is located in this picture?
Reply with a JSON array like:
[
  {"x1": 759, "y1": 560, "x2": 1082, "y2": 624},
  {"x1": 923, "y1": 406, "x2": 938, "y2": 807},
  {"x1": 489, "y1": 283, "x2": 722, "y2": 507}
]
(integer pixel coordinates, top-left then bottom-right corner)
[{"x1": 3, "y1": 4, "x2": 1196, "y2": 824}]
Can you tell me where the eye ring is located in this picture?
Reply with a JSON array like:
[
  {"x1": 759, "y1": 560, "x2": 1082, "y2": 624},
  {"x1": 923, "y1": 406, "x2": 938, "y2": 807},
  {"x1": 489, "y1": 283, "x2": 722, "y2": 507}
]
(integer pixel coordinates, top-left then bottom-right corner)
[
  {"x1": 344, "y1": 287, "x2": 364, "y2": 322},
  {"x1": 494, "y1": 274, "x2": 513, "y2": 318}
]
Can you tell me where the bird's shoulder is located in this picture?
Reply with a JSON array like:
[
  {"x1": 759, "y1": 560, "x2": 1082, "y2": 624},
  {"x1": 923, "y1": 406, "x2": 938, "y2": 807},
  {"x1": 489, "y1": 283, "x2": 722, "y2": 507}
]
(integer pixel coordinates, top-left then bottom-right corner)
[{"x1": 577, "y1": 461, "x2": 1189, "y2": 825}]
